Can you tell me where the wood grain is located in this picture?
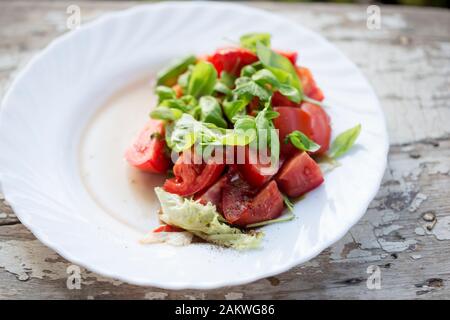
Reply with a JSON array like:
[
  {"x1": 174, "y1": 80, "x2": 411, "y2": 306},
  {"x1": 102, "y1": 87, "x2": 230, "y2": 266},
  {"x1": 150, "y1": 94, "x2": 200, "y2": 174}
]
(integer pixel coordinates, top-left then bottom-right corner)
[{"x1": 1, "y1": 1, "x2": 449, "y2": 299}]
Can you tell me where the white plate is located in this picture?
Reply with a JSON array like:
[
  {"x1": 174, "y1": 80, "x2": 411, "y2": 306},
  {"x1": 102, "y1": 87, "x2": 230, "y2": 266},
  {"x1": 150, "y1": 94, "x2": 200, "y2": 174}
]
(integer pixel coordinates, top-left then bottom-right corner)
[{"x1": 0, "y1": 2, "x2": 388, "y2": 289}]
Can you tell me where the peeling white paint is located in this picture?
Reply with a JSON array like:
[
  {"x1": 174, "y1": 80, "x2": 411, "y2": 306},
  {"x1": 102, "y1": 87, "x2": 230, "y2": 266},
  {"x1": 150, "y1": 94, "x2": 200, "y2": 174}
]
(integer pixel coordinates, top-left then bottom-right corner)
[
  {"x1": 378, "y1": 239, "x2": 417, "y2": 253},
  {"x1": 431, "y1": 216, "x2": 450, "y2": 241},
  {"x1": 376, "y1": 225, "x2": 403, "y2": 236},
  {"x1": 330, "y1": 233, "x2": 354, "y2": 260},
  {"x1": 225, "y1": 292, "x2": 243, "y2": 300},
  {"x1": 410, "y1": 254, "x2": 422, "y2": 260},
  {"x1": 346, "y1": 249, "x2": 383, "y2": 262},
  {"x1": 301, "y1": 260, "x2": 320, "y2": 268},
  {"x1": 0, "y1": 240, "x2": 68, "y2": 281},
  {"x1": 408, "y1": 193, "x2": 428, "y2": 212},
  {"x1": 184, "y1": 293, "x2": 206, "y2": 300},
  {"x1": 144, "y1": 292, "x2": 168, "y2": 300},
  {"x1": 351, "y1": 224, "x2": 381, "y2": 250},
  {"x1": 382, "y1": 210, "x2": 400, "y2": 225},
  {"x1": 415, "y1": 227, "x2": 426, "y2": 236},
  {"x1": 427, "y1": 163, "x2": 450, "y2": 176},
  {"x1": 0, "y1": 239, "x2": 124, "y2": 286}
]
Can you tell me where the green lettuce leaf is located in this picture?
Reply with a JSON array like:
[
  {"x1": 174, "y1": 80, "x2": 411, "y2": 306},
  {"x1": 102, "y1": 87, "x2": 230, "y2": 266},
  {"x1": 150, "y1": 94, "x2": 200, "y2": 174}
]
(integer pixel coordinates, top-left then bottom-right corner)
[
  {"x1": 240, "y1": 32, "x2": 271, "y2": 52},
  {"x1": 154, "y1": 188, "x2": 263, "y2": 250}
]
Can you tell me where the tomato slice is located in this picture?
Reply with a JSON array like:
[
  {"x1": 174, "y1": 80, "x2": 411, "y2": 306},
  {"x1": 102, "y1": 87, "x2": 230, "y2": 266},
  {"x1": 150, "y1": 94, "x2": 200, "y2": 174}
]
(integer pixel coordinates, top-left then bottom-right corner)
[
  {"x1": 236, "y1": 146, "x2": 278, "y2": 188},
  {"x1": 172, "y1": 84, "x2": 183, "y2": 98},
  {"x1": 163, "y1": 149, "x2": 225, "y2": 197},
  {"x1": 222, "y1": 177, "x2": 284, "y2": 227},
  {"x1": 296, "y1": 67, "x2": 324, "y2": 102},
  {"x1": 247, "y1": 97, "x2": 260, "y2": 116},
  {"x1": 300, "y1": 102, "x2": 331, "y2": 155},
  {"x1": 194, "y1": 175, "x2": 228, "y2": 212},
  {"x1": 275, "y1": 50, "x2": 298, "y2": 65},
  {"x1": 273, "y1": 107, "x2": 311, "y2": 157},
  {"x1": 273, "y1": 105, "x2": 331, "y2": 157},
  {"x1": 153, "y1": 225, "x2": 183, "y2": 233},
  {"x1": 207, "y1": 47, "x2": 258, "y2": 76},
  {"x1": 275, "y1": 152, "x2": 324, "y2": 198},
  {"x1": 125, "y1": 120, "x2": 170, "y2": 174},
  {"x1": 271, "y1": 91, "x2": 299, "y2": 108}
]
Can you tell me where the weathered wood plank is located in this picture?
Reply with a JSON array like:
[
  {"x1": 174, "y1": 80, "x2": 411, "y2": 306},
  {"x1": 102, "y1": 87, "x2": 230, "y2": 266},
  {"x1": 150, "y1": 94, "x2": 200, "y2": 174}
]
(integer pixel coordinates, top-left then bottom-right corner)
[{"x1": 1, "y1": 1, "x2": 449, "y2": 299}]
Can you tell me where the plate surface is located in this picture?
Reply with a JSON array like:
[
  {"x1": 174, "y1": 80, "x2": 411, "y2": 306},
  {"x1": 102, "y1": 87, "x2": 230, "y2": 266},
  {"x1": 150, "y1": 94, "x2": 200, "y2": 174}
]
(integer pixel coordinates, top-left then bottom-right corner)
[{"x1": 0, "y1": 2, "x2": 388, "y2": 289}]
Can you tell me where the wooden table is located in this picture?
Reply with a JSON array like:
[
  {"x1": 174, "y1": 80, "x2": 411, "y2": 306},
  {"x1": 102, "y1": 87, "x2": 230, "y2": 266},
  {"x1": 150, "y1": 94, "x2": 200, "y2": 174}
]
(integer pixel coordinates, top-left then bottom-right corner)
[{"x1": 1, "y1": 1, "x2": 449, "y2": 299}]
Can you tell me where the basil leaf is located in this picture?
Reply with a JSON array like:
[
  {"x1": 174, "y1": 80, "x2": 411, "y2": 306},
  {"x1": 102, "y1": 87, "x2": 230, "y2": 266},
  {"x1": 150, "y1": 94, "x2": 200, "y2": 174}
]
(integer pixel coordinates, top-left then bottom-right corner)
[
  {"x1": 213, "y1": 72, "x2": 236, "y2": 97},
  {"x1": 251, "y1": 69, "x2": 279, "y2": 87},
  {"x1": 285, "y1": 130, "x2": 321, "y2": 152},
  {"x1": 177, "y1": 66, "x2": 193, "y2": 90},
  {"x1": 240, "y1": 33, "x2": 271, "y2": 52},
  {"x1": 251, "y1": 69, "x2": 301, "y2": 103},
  {"x1": 169, "y1": 114, "x2": 254, "y2": 152},
  {"x1": 157, "y1": 55, "x2": 197, "y2": 87},
  {"x1": 263, "y1": 110, "x2": 280, "y2": 121},
  {"x1": 255, "y1": 105, "x2": 280, "y2": 167},
  {"x1": 150, "y1": 106, "x2": 183, "y2": 121},
  {"x1": 256, "y1": 43, "x2": 302, "y2": 93},
  {"x1": 233, "y1": 80, "x2": 271, "y2": 101},
  {"x1": 164, "y1": 122, "x2": 174, "y2": 149},
  {"x1": 235, "y1": 76, "x2": 251, "y2": 87},
  {"x1": 159, "y1": 98, "x2": 190, "y2": 113},
  {"x1": 223, "y1": 97, "x2": 250, "y2": 123},
  {"x1": 220, "y1": 130, "x2": 256, "y2": 147},
  {"x1": 156, "y1": 86, "x2": 176, "y2": 103},
  {"x1": 187, "y1": 61, "x2": 218, "y2": 98},
  {"x1": 329, "y1": 124, "x2": 361, "y2": 159},
  {"x1": 228, "y1": 115, "x2": 257, "y2": 147},
  {"x1": 199, "y1": 96, "x2": 228, "y2": 128},
  {"x1": 214, "y1": 81, "x2": 232, "y2": 97},
  {"x1": 240, "y1": 65, "x2": 257, "y2": 77},
  {"x1": 168, "y1": 114, "x2": 198, "y2": 152},
  {"x1": 179, "y1": 95, "x2": 198, "y2": 109},
  {"x1": 251, "y1": 61, "x2": 264, "y2": 70},
  {"x1": 220, "y1": 71, "x2": 236, "y2": 88},
  {"x1": 278, "y1": 84, "x2": 301, "y2": 103}
]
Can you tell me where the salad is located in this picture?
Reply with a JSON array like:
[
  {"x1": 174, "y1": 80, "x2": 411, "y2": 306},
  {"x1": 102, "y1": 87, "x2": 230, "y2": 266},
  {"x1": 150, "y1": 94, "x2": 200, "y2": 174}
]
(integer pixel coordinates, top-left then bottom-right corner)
[{"x1": 125, "y1": 33, "x2": 361, "y2": 249}]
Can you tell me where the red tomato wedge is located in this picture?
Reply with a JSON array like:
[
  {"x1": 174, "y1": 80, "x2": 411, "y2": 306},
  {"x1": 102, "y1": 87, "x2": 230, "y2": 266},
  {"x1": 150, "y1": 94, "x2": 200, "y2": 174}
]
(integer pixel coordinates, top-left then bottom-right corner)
[
  {"x1": 273, "y1": 107, "x2": 311, "y2": 158},
  {"x1": 222, "y1": 177, "x2": 284, "y2": 227},
  {"x1": 172, "y1": 84, "x2": 183, "y2": 98},
  {"x1": 194, "y1": 175, "x2": 228, "y2": 212},
  {"x1": 275, "y1": 152, "x2": 324, "y2": 198},
  {"x1": 236, "y1": 146, "x2": 278, "y2": 188},
  {"x1": 273, "y1": 105, "x2": 331, "y2": 157},
  {"x1": 296, "y1": 67, "x2": 324, "y2": 102},
  {"x1": 153, "y1": 225, "x2": 183, "y2": 233},
  {"x1": 300, "y1": 102, "x2": 331, "y2": 155},
  {"x1": 275, "y1": 50, "x2": 298, "y2": 65},
  {"x1": 207, "y1": 47, "x2": 258, "y2": 76},
  {"x1": 125, "y1": 120, "x2": 170, "y2": 174},
  {"x1": 163, "y1": 149, "x2": 225, "y2": 197},
  {"x1": 247, "y1": 97, "x2": 260, "y2": 116},
  {"x1": 271, "y1": 91, "x2": 299, "y2": 108}
]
